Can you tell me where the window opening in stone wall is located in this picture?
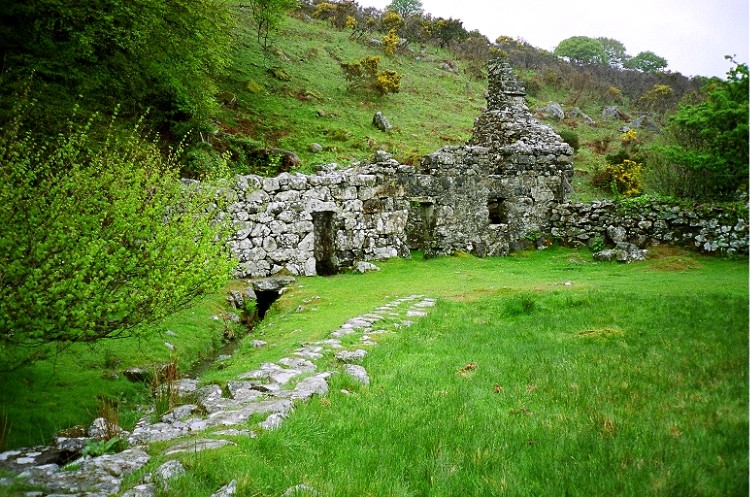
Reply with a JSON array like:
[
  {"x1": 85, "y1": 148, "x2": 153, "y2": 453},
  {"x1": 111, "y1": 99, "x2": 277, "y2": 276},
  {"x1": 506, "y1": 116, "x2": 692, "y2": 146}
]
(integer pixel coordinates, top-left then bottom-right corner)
[
  {"x1": 312, "y1": 211, "x2": 337, "y2": 276},
  {"x1": 488, "y1": 198, "x2": 509, "y2": 224}
]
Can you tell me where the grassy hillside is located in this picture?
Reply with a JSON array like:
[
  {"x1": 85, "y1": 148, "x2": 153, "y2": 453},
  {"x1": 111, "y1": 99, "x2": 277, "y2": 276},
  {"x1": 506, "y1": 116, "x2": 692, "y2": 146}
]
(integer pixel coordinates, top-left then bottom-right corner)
[
  {"x1": 206, "y1": 10, "x2": 661, "y2": 201},
  {"x1": 212, "y1": 11, "x2": 486, "y2": 171}
]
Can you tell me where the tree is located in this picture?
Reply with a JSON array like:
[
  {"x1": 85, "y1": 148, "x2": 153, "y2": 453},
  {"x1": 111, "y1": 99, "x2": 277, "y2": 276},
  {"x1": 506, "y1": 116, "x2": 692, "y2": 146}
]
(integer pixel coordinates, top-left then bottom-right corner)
[
  {"x1": 596, "y1": 37, "x2": 630, "y2": 68},
  {"x1": 648, "y1": 59, "x2": 748, "y2": 198},
  {"x1": 386, "y1": 0, "x2": 423, "y2": 19},
  {"x1": 432, "y1": 18, "x2": 469, "y2": 48},
  {"x1": 250, "y1": 0, "x2": 299, "y2": 49},
  {"x1": 0, "y1": 0, "x2": 234, "y2": 136},
  {"x1": 0, "y1": 110, "x2": 237, "y2": 371},
  {"x1": 553, "y1": 36, "x2": 608, "y2": 65},
  {"x1": 626, "y1": 51, "x2": 668, "y2": 72}
]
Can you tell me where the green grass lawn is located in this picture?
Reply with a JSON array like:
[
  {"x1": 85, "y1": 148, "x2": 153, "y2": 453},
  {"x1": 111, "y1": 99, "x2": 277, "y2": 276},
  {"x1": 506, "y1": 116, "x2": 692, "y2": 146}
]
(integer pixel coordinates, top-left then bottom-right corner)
[
  {"x1": 117, "y1": 247, "x2": 746, "y2": 497},
  {"x1": 0, "y1": 292, "x2": 242, "y2": 451}
]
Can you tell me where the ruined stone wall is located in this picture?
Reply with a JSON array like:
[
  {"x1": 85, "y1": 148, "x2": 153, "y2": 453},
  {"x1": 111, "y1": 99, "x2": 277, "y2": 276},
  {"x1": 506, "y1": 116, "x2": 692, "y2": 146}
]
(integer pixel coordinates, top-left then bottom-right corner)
[
  {"x1": 411, "y1": 57, "x2": 574, "y2": 257},
  {"x1": 223, "y1": 56, "x2": 745, "y2": 276},
  {"x1": 228, "y1": 160, "x2": 411, "y2": 278},
  {"x1": 550, "y1": 200, "x2": 749, "y2": 255},
  {"x1": 404, "y1": 146, "x2": 493, "y2": 256}
]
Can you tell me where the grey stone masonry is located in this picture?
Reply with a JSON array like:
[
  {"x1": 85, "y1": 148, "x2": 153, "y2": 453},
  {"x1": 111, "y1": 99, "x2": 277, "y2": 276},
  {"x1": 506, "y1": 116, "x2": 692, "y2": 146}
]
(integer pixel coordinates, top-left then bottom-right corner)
[
  {"x1": 403, "y1": 57, "x2": 574, "y2": 258},
  {"x1": 223, "y1": 56, "x2": 743, "y2": 275},
  {"x1": 229, "y1": 161, "x2": 411, "y2": 278},
  {"x1": 551, "y1": 200, "x2": 748, "y2": 255}
]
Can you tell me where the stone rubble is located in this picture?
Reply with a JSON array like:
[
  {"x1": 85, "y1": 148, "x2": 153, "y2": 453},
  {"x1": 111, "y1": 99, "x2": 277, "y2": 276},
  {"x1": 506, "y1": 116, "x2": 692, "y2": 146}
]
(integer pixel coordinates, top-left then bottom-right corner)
[{"x1": 0, "y1": 294, "x2": 436, "y2": 497}]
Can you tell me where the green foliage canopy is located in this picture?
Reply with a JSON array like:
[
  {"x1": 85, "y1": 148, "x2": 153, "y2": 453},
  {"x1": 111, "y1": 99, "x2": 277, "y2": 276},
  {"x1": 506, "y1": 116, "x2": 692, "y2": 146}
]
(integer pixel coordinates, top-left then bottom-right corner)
[
  {"x1": 625, "y1": 50, "x2": 668, "y2": 72},
  {"x1": 650, "y1": 60, "x2": 749, "y2": 198},
  {"x1": 0, "y1": 110, "x2": 237, "y2": 370},
  {"x1": 553, "y1": 36, "x2": 608, "y2": 65},
  {"x1": 386, "y1": 0, "x2": 423, "y2": 19},
  {"x1": 249, "y1": 0, "x2": 299, "y2": 49},
  {"x1": 596, "y1": 37, "x2": 630, "y2": 68},
  {"x1": 0, "y1": 0, "x2": 234, "y2": 135},
  {"x1": 432, "y1": 18, "x2": 469, "y2": 48}
]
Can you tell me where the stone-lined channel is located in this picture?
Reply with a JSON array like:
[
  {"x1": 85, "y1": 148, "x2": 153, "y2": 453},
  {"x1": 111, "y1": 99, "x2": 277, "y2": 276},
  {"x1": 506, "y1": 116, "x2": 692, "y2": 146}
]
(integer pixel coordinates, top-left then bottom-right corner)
[{"x1": 0, "y1": 295, "x2": 436, "y2": 497}]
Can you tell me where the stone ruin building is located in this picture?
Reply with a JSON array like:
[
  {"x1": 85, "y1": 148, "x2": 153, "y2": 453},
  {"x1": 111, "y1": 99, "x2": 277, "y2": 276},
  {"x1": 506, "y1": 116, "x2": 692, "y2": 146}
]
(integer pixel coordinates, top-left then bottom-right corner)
[
  {"x1": 408, "y1": 57, "x2": 574, "y2": 257},
  {"x1": 227, "y1": 57, "x2": 746, "y2": 278},
  {"x1": 227, "y1": 57, "x2": 574, "y2": 277}
]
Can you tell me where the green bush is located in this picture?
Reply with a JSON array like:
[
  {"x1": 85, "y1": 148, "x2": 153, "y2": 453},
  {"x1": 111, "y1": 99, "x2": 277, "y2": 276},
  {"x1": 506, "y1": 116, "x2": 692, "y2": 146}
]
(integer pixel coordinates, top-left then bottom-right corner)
[
  {"x1": 340, "y1": 56, "x2": 402, "y2": 96},
  {"x1": 0, "y1": 0, "x2": 234, "y2": 137},
  {"x1": 647, "y1": 60, "x2": 748, "y2": 199},
  {"x1": 558, "y1": 130, "x2": 580, "y2": 152},
  {"x1": 0, "y1": 108, "x2": 237, "y2": 370}
]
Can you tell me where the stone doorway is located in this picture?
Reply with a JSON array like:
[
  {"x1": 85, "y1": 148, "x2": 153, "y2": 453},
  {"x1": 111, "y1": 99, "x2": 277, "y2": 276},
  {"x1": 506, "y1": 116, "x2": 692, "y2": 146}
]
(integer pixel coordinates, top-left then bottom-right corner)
[{"x1": 312, "y1": 211, "x2": 337, "y2": 276}]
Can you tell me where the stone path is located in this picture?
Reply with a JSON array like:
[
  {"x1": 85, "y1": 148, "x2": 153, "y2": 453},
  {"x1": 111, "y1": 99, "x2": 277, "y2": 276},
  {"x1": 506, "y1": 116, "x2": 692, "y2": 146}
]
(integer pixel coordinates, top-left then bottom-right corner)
[{"x1": 0, "y1": 295, "x2": 435, "y2": 497}]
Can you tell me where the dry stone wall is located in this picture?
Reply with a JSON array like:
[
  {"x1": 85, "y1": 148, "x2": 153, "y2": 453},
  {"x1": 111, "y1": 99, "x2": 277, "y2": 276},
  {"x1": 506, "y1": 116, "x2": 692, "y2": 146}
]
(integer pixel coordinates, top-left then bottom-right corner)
[
  {"x1": 550, "y1": 200, "x2": 748, "y2": 255},
  {"x1": 228, "y1": 161, "x2": 410, "y2": 278}
]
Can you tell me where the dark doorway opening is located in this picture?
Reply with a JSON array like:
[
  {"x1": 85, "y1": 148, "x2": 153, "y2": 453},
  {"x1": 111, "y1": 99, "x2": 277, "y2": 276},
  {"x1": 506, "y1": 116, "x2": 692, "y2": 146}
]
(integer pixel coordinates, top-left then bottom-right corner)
[{"x1": 312, "y1": 211, "x2": 337, "y2": 276}]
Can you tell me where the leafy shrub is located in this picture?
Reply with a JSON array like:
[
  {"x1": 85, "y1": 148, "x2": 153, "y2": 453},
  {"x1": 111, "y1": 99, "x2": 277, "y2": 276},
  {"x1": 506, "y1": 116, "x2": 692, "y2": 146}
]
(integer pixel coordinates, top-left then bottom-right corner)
[
  {"x1": 313, "y1": 1, "x2": 356, "y2": 29},
  {"x1": 382, "y1": 29, "x2": 400, "y2": 56},
  {"x1": 340, "y1": 56, "x2": 401, "y2": 96},
  {"x1": 621, "y1": 129, "x2": 638, "y2": 146},
  {"x1": 82, "y1": 437, "x2": 125, "y2": 458},
  {"x1": 590, "y1": 234, "x2": 606, "y2": 252},
  {"x1": 638, "y1": 84, "x2": 675, "y2": 116},
  {"x1": 607, "y1": 86, "x2": 624, "y2": 103},
  {"x1": 380, "y1": 10, "x2": 404, "y2": 33},
  {"x1": 0, "y1": 108, "x2": 236, "y2": 370},
  {"x1": 558, "y1": 130, "x2": 580, "y2": 152},
  {"x1": 647, "y1": 60, "x2": 748, "y2": 199},
  {"x1": 0, "y1": 0, "x2": 234, "y2": 138},
  {"x1": 591, "y1": 159, "x2": 643, "y2": 198}
]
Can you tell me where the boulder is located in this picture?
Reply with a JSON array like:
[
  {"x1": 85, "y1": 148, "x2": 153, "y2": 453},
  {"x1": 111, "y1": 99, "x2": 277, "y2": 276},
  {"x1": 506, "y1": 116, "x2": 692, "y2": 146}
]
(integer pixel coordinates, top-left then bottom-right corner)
[
  {"x1": 153, "y1": 460, "x2": 186, "y2": 490},
  {"x1": 335, "y1": 349, "x2": 367, "y2": 363},
  {"x1": 251, "y1": 276, "x2": 296, "y2": 293},
  {"x1": 567, "y1": 107, "x2": 595, "y2": 125},
  {"x1": 211, "y1": 480, "x2": 238, "y2": 497},
  {"x1": 353, "y1": 261, "x2": 381, "y2": 273},
  {"x1": 601, "y1": 106, "x2": 629, "y2": 120},
  {"x1": 538, "y1": 102, "x2": 565, "y2": 121},
  {"x1": 439, "y1": 61, "x2": 459, "y2": 73},
  {"x1": 593, "y1": 242, "x2": 647, "y2": 263},
  {"x1": 344, "y1": 364, "x2": 370, "y2": 385},
  {"x1": 626, "y1": 114, "x2": 660, "y2": 133},
  {"x1": 372, "y1": 112, "x2": 392, "y2": 132}
]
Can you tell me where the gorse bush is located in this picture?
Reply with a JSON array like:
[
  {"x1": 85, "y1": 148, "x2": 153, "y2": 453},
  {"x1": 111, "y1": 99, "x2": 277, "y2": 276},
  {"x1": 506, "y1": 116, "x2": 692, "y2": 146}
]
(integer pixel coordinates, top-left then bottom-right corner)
[
  {"x1": 340, "y1": 56, "x2": 402, "y2": 95},
  {"x1": 382, "y1": 28, "x2": 400, "y2": 56},
  {"x1": 0, "y1": 106, "x2": 237, "y2": 371},
  {"x1": 312, "y1": 1, "x2": 356, "y2": 29},
  {"x1": 591, "y1": 159, "x2": 643, "y2": 198}
]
